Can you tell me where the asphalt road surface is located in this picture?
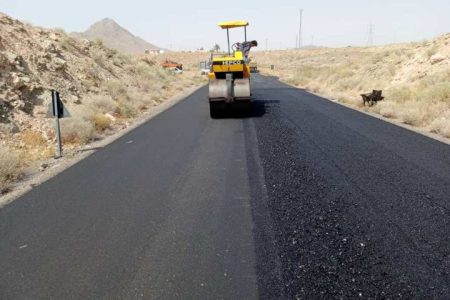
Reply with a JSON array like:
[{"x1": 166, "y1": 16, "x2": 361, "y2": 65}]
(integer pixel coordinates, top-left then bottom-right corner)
[{"x1": 1, "y1": 75, "x2": 449, "y2": 299}]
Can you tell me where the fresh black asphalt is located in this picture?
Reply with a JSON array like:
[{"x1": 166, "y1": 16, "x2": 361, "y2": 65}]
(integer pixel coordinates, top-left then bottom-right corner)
[{"x1": 0, "y1": 75, "x2": 449, "y2": 299}]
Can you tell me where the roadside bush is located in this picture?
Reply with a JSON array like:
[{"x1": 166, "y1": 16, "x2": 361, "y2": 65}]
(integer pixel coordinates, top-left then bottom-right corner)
[
  {"x1": 60, "y1": 35, "x2": 77, "y2": 51},
  {"x1": 398, "y1": 103, "x2": 427, "y2": 126},
  {"x1": 19, "y1": 130, "x2": 53, "y2": 161},
  {"x1": 88, "y1": 95, "x2": 118, "y2": 114},
  {"x1": 92, "y1": 50, "x2": 108, "y2": 70},
  {"x1": 94, "y1": 114, "x2": 112, "y2": 131},
  {"x1": 60, "y1": 117, "x2": 95, "y2": 144},
  {"x1": 385, "y1": 86, "x2": 415, "y2": 103},
  {"x1": 426, "y1": 45, "x2": 439, "y2": 58},
  {"x1": 417, "y1": 82, "x2": 450, "y2": 103},
  {"x1": 430, "y1": 115, "x2": 450, "y2": 138},
  {"x1": 21, "y1": 130, "x2": 46, "y2": 147},
  {"x1": 117, "y1": 100, "x2": 138, "y2": 118},
  {"x1": 377, "y1": 101, "x2": 400, "y2": 119},
  {"x1": 104, "y1": 80, "x2": 129, "y2": 102},
  {"x1": 0, "y1": 145, "x2": 21, "y2": 192}
]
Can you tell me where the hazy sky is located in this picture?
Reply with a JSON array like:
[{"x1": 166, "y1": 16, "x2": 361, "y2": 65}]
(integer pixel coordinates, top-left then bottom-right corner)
[{"x1": 2, "y1": 0, "x2": 449, "y2": 50}]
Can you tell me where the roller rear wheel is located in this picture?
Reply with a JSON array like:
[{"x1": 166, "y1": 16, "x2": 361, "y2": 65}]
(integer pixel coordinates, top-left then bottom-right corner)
[{"x1": 209, "y1": 102, "x2": 222, "y2": 119}]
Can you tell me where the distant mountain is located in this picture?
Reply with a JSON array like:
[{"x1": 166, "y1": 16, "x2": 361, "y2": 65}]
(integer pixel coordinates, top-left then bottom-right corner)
[{"x1": 72, "y1": 18, "x2": 160, "y2": 54}]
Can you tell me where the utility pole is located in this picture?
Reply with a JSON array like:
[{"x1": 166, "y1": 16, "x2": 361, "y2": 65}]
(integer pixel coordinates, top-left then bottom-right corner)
[
  {"x1": 298, "y1": 9, "x2": 303, "y2": 49},
  {"x1": 367, "y1": 23, "x2": 374, "y2": 46},
  {"x1": 296, "y1": 35, "x2": 298, "y2": 49}
]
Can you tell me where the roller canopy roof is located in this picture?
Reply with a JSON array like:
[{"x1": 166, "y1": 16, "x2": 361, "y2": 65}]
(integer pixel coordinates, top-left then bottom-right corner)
[{"x1": 218, "y1": 21, "x2": 249, "y2": 29}]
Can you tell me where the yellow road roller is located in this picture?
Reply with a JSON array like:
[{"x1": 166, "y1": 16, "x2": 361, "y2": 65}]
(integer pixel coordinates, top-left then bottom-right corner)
[{"x1": 208, "y1": 20, "x2": 257, "y2": 118}]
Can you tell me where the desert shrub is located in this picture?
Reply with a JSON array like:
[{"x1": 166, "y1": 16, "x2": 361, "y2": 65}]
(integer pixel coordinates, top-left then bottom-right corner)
[
  {"x1": 60, "y1": 117, "x2": 95, "y2": 144},
  {"x1": 104, "y1": 80, "x2": 129, "y2": 101},
  {"x1": 337, "y1": 77, "x2": 360, "y2": 91},
  {"x1": 430, "y1": 115, "x2": 450, "y2": 138},
  {"x1": 388, "y1": 64, "x2": 397, "y2": 76},
  {"x1": 128, "y1": 90, "x2": 153, "y2": 110},
  {"x1": 93, "y1": 52, "x2": 106, "y2": 68},
  {"x1": 426, "y1": 45, "x2": 439, "y2": 58},
  {"x1": 417, "y1": 82, "x2": 450, "y2": 103},
  {"x1": 93, "y1": 38, "x2": 104, "y2": 48},
  {"x1": 340, "y1": 95, "x2": 364, "y2": 107},
  {"x1": 105, "y1": 48, "x2": 118, "y2": 58},
  {"x1": 377, "y1": 101, "x2": 400, "y2": 119},
  {"x1": 60, "y1": 35, "x2": 77, "y2": 51},
  {"x1": 83, "y1": 62, "x2": 103, "y2": 84},
  {"x1": 19, "y1": 130, "x2": 53, "y2": 161},
  {"x1": 385, "y1": 86, "x2": 415, "y2": 103},
  {"x1": 117, "y1": 101, "x2": 138, "y2": 118},
  {"x1": 398, "y1": 103, "x2": 427, "y2": 126},
  {"x1": 54, "y1": 28, "x2": 66, "y2": 35},
  {"x1": 135, "y1": 62, "x2": 154, "y2": 78},
  {"x1": 94, "y1": 114, "x2": 112, "y2": 131},
  {"x1": 91, "y1": 41, "x2": 117, "y2": 72},
  {"x1": 0, "y1": 145, "x2": 21, "y2": 192},
  {"x1": 150, "y1": 90, "x2": 163, "y2": 102},
  {"x1": 70, "y1": 104, "x2": 97, "y2": 123},
  {"x1": 287, "y1": 65, "x2": 322, "y2": 86},
  {"x1": 21, "y1": 130, "x2": 46, "y2": 147},
  {"x1": 88, "y1": 95, "x2": 118, "y2": 113},
  {"x1": 371, "y1": 53, "x2": 384, "y2": 64}
]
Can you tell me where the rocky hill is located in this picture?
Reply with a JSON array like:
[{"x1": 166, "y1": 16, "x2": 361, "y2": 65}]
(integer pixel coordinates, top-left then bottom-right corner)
[{"x1": 72, "y1": 18, "x2": 160, "y2": 54}]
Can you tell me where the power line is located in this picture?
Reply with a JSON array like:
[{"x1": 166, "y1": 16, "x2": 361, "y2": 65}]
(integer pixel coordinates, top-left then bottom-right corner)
[
  {"x1": 298, "y1": 9, "x2": 303, "y2": 48},
  {"x1": 367, "y1": 23, "x2": 374, "y2": 46}
]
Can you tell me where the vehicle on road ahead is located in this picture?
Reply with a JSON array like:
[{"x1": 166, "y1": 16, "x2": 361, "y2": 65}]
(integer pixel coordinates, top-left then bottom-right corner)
[{"x1": 208, "y1": 20, "x2": 257, "y2": 118}]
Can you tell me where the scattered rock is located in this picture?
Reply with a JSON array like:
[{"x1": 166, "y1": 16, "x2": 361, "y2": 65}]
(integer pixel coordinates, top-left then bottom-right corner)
[
  {"x1": 430, "y1": 54, "x2": 446, "y2": 65},
  {"x1": 52, "y1": 57, "x2": 67, "y2": 70},
  {"x1": 4, "y1": 51, "x2": 17, "y2": 65},
  {"x1": 70, "y1": 94, "x2": 81, "y2": 104},
  {"x1": 0, "y1": 122, "x2": 20, "y2": 134},
  {"x1": 39, "y1": 163, "x2": 49, "y2": 172},
  {"x1": 42, "y1": 40, "x2": 58, "y2": 53},
  {"x1": 49, "y1": 32, "x2": 59, "y2": 41},
  {"x1": 10, "y1": 73, "x2": 30, "y2": 89},
  {"x1": 104, "y1": 113, "x2": 116, "y2": 122}
]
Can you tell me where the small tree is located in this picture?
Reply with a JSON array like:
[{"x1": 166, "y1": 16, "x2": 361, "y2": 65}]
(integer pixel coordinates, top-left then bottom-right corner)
[{"x1": 210, "y1": 43, "x2": 221, "y2": 53}]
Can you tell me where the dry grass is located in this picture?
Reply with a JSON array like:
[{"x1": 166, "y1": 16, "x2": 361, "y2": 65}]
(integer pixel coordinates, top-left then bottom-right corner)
[
  {"x1": 430, "y1": 111, "x2": 450, "y2": 138},
  {"x1": 0, "y1": 145, "x2": 21, "y2": 192},
  {"x1": 60, "y1": 117, "x2": 95, "y2": 144},
  {"x1": 21, "y1": 130, "x2": 47, "y2": 147},
  {"x1": 94, "y1": 114, "x2": 112, "y2": 131},
  {"x1": 87, "y1": 95, "x2": 118, "y2": 114},
  {"x1": 256, "y1": 33, "x2": 450, "y2": 139},
  {"x1": 20, "y1": 130, "x2": 54, "y2": 161}
]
